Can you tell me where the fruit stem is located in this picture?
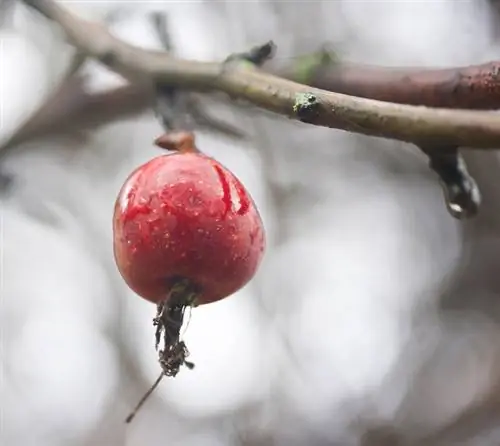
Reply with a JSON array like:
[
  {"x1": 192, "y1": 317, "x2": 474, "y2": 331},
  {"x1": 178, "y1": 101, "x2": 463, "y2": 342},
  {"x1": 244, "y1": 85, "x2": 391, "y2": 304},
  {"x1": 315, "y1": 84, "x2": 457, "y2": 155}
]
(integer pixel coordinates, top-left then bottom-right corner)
[
  {"x1": 125, "y1": 278, "x2": 198, "y2": 424},
  {"x1": 154, "y1": 131, "x2": 200, "y2": 154}
]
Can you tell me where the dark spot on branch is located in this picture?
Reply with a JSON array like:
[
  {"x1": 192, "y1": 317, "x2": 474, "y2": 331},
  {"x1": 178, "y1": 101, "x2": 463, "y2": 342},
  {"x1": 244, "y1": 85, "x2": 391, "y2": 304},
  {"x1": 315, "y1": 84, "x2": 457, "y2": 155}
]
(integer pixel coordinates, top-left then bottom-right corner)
[
  {"x1": 225, "y1": 41, "x2": 276, "y2": 67},
  {"x1": 99, "y1": 50, "x2": 117, "y2": 66},
  {"x1": 0, "y1": 169, "x2": 14, "y2": 194}
]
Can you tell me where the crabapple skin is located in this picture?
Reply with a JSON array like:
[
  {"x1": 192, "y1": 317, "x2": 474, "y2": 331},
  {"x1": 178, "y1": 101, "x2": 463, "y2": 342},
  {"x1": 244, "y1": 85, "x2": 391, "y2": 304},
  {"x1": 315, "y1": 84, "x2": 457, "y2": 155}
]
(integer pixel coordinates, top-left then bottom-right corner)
[{"x1": 113, "y1": 152, "x2": 266, "y2": 305}]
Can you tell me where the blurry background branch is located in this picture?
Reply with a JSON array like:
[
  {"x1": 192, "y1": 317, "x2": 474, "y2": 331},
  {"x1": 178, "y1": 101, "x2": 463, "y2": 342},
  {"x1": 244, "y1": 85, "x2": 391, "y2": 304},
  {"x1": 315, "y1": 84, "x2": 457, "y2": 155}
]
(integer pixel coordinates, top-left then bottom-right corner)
[
  {"x1": 275, "y1": 53, "x2": 500, "y2": 110},
  {"x1": 1, "y1": 81, "x2": 152, "y2": 152},
  {"x1": 17, "y1": 0, "x2": 500, "y2": 151}
]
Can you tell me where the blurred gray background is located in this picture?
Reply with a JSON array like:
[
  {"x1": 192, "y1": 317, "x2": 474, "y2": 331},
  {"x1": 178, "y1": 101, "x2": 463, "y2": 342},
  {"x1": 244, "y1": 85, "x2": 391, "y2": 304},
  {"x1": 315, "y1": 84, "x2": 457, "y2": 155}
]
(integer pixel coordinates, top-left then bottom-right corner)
[{"x1": 2, "y1": 1, "x2": 500, "y2": 445}]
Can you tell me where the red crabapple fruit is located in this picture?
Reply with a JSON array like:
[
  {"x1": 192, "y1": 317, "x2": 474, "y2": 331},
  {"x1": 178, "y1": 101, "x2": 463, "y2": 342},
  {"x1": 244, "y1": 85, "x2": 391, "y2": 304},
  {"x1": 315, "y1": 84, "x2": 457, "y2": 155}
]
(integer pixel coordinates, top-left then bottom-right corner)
[{"x1": 113, "y1": 132, "x2": 266, "y2": 422}]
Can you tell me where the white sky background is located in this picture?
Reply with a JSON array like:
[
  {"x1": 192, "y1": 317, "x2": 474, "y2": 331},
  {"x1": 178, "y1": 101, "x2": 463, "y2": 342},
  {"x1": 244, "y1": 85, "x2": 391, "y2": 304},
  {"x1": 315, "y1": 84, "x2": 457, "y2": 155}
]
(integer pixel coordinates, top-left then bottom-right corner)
[{"x1": 2, "y1": 1, "x2": 500, "y2": 445}]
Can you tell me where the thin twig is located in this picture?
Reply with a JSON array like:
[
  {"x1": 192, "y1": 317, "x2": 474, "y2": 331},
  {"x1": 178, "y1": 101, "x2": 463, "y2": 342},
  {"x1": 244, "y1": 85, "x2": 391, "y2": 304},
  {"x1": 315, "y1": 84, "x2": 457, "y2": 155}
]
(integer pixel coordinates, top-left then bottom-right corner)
[
  {"x1": 150, "y1": 11, "x2": 245, "y2": 139},
  {"x1": 20, "y1": 0, "x2": 500, "y2": 151},
  {"x1": 125, "y1": 372, "x2": 164, "y2": 424}
]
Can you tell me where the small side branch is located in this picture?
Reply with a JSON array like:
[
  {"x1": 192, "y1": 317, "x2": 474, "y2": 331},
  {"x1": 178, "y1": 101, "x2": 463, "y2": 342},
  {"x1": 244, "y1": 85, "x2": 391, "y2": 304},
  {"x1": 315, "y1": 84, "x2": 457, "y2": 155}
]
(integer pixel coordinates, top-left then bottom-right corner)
[{"x1": 150, "y1": 11, "x2": 245, "y2": 139}]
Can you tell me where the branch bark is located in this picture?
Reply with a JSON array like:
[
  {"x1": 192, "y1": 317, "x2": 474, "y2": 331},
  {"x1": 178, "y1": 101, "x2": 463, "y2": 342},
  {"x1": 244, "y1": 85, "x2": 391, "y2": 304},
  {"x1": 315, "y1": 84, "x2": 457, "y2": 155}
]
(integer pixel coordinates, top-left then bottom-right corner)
[
  {"x1": 21, "y1": 0, "x2": 500, "y2": 150},
  {"x1": 275, "y1": 51, "x2": 500, "y2": 110}
]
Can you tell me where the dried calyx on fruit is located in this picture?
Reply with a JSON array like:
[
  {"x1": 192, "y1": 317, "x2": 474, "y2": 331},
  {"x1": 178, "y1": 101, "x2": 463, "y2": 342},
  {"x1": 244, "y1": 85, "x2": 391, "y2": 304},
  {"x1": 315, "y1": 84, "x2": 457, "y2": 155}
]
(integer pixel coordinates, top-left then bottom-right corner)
[{"x1": 113, "y1": 131, "x2": 266, "y2": 422}]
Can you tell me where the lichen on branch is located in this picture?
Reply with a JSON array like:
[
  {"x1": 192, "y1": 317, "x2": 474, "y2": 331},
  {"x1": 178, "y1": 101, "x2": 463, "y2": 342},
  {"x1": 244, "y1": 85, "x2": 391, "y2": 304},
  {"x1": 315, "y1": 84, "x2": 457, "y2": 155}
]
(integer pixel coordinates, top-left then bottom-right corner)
[{"x1": 21, "y1": 0, "x2": 500, "y2": 151}]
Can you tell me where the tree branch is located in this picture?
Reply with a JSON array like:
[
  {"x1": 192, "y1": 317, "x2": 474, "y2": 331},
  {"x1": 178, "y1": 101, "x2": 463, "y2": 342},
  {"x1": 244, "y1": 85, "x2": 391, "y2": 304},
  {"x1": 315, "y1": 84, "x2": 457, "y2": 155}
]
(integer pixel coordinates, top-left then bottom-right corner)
[
  {"x1": 275, "y1": 50, "x2": 500, "y2": 110},
  {"x1": 1, "y1": 80, "x2": 154, "y2": 154},
  {"x1": 21, "y1": 0, "x2": 500, "y2": 150}
]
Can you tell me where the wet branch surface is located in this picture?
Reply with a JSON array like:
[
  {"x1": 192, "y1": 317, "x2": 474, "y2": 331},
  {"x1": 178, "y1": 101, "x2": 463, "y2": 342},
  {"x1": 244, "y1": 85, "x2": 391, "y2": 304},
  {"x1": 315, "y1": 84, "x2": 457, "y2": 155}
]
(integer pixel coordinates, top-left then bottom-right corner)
[{"x1": 20, "y1": 0, "x2": 500, "y2": 151}]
